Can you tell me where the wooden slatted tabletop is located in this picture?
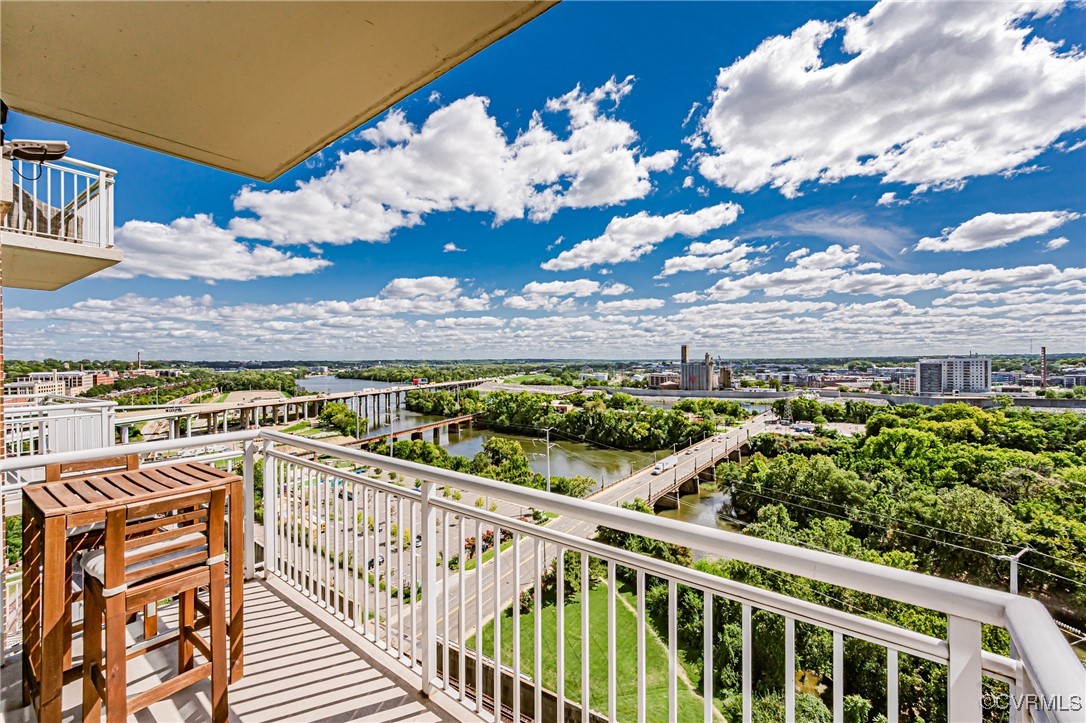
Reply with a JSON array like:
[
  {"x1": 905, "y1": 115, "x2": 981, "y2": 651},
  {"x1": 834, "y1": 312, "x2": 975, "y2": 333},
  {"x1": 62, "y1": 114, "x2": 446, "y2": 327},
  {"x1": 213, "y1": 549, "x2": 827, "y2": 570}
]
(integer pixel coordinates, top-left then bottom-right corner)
[
  {"x1": 24, "y1": 462, "x2": 236, "y2": 522},
  {"x1": 21, "y1": 461, "x2": 245, "y2": 723}
]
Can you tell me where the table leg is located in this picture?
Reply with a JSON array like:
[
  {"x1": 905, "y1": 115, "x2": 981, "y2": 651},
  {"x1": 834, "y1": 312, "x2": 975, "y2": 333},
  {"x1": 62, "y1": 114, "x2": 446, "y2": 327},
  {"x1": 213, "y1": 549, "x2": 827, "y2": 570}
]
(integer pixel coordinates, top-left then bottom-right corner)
[
  {"x1": 21, "y1": 510, "x2": 42, "y2": 707},
  {"x1": 229, "y1": 478, "x2": 244, "y2": 682},
  {"x1": 40, "y1": 516, "x2": 66, "y2": 723}
]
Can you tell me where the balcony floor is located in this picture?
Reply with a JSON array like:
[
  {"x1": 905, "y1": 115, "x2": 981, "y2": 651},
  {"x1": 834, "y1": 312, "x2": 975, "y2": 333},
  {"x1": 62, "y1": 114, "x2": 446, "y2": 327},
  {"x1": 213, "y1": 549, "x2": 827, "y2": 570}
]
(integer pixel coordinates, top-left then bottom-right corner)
[{"x1": 1, "y1": 578, "x2": 466, "y2": 722}]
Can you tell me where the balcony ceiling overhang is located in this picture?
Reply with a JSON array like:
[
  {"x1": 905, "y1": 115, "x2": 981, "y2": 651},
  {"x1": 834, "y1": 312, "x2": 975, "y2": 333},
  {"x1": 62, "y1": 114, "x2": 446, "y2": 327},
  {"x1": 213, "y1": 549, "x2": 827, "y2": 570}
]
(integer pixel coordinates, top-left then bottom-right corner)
[{"x1": 1, "y1": 1, "x2": 554, "y2": 181}]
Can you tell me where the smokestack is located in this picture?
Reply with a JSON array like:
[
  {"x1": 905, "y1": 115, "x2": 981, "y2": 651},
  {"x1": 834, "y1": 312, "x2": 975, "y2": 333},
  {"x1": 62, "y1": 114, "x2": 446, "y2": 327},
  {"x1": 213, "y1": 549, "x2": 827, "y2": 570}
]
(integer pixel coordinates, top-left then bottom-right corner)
[
  {"x1": 681, "y1": 345, "x2": 689, "y2": 363},
  {"x1": 1041, "y1": 346, "x2": 1047, "y2": 389},
  {"x1": 137, "y1": 351, "x2": 142, "y2": 370}
]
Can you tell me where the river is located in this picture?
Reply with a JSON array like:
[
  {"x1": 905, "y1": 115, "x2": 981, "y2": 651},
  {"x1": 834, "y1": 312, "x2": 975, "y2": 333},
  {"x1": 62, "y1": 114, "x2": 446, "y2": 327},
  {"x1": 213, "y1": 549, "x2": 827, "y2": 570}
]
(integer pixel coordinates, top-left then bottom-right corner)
[{"x1": 298, "y1": 376, "x2": 655, "y2": 490}]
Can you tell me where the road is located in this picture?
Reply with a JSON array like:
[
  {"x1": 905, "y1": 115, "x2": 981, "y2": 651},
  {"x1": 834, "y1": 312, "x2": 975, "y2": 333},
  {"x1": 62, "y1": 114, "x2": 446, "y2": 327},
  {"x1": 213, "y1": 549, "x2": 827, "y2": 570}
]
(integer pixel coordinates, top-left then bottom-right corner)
[{"x1": 349, "y1": 413, "x2": 773, "y2": 660}]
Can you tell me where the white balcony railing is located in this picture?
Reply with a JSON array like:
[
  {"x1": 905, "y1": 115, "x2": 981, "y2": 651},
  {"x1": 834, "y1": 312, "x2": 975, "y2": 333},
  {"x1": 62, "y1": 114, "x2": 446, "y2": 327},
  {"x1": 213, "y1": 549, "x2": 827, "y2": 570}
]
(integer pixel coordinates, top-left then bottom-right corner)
[
  {"x1": 4, "y1": 394, "x2": 116, "y2": 459},
  {"x1": 1, "y1": 156, "x2": 116, "y2": 249},
  {"x1": 2, "y1": 430, "x2": 1083, "y2": 723}
]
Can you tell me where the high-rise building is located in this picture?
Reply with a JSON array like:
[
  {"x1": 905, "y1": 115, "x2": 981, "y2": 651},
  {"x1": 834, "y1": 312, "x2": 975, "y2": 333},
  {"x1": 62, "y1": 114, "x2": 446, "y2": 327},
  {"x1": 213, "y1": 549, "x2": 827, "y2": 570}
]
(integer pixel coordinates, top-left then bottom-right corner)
[{"x1": 915, "y1": 357, "x2": 991, "y2": 395}]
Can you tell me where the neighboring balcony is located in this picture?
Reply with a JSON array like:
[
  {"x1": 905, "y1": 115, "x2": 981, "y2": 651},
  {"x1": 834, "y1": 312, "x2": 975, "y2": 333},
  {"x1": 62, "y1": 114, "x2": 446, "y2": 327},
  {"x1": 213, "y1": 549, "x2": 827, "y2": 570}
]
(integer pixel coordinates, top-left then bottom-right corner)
[
  {"x1": 1, "y1": 156, "x2": 123, "y2": 290},
  {"x1": 1, "y1": 430, "x2": 1082, "y2": 722}
]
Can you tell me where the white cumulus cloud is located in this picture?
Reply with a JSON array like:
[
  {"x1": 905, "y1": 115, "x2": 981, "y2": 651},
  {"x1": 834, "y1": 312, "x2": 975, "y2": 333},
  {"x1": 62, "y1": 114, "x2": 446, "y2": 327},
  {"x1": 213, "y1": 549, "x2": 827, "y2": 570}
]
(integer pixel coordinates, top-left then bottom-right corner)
[
  {"x1": 106, "y1": 214, "x2": 330, "y2": 281},
  {"x1": 595, "y1": 298, "x2": 666, "y2": 312},
  {"x1": 229, "y1": 77, "x2": 677, "y2": 246},
  {"x1": 657, "y1": 237, "x2": 761, "y2": 277},
  {"x1": 915, "y1": 211, "x2": 1081, "y2": 252},
  {"x1": 542, "y1": 203, "x2": 742, "y2": 271},
  {"x1": 692, "y1": 1, "x2": 1086, "y2": 197}
]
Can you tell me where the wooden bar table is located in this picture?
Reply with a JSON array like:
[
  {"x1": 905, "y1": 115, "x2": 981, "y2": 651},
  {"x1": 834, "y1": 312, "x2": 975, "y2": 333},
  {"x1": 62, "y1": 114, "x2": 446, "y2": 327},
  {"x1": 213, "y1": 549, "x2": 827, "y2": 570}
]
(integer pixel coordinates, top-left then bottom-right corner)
[{"x1": 21, "y1": 462, "x2": 245, "y2": 722}]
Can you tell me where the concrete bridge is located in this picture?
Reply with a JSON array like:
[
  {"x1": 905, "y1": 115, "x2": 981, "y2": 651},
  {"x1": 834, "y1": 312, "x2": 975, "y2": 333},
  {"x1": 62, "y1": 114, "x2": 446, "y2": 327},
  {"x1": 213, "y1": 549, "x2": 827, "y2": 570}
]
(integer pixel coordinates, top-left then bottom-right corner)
[
  {"x1": 585, "y1": 412, "x2": 772, "y2": 513},
  {"x1": 347, "y1": 413, "x2": 479, "y2": 448},
  {"x1": 114, "y1": 378, "x2": 491, "y2": 442}
]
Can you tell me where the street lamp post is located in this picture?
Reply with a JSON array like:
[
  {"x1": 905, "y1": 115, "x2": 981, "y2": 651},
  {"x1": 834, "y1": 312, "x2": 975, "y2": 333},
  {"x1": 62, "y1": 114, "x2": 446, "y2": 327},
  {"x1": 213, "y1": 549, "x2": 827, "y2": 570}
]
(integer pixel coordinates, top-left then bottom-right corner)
[{"x1": 545, "y1": 427, "x2": 554, "y2": 494}]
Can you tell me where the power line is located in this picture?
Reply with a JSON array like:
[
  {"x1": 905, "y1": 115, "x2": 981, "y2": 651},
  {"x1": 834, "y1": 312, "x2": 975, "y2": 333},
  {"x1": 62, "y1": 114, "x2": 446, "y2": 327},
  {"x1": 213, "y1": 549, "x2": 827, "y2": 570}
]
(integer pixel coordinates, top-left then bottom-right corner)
[
  {"x1": 737, "y1": 488, "x2": 1086, "y2": 590},
  {"x1": 736, "y1": 481, "x2": 1017, "y2": 551}
]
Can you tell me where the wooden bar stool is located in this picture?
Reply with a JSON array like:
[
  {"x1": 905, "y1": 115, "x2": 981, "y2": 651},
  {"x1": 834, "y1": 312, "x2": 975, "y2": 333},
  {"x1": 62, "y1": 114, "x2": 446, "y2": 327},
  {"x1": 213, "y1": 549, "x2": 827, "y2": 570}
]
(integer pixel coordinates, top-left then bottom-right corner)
[{"x1": 80, "y1": 487, "x2": 229, "y2": 723}]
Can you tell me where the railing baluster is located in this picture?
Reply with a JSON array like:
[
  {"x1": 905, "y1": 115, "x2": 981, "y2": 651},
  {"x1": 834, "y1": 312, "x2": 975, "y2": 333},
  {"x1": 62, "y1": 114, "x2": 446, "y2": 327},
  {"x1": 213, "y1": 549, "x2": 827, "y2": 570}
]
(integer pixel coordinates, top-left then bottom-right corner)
[
  {"x1": 607, "y1": 560, "x2": 616, "y2": 722},
  {"x1": 534, "y1": 538, "x2": 543, "y2": 722},
  {"x1": 887, "y1": 648, "x2": 898, "y2": 723},
  {"x1": 363, "y1": 487, "x2": 371, "y2": 637},
  {"x1": 352, "y1": 483, "x2": 360, "y2": 629},
  {"x1": 833, "y1": 631, "x2": 843, "y2": 723},
  {"x1": 582, "y1": 552, "x2": 590, "y2": 723},
  {"x1": 785, "y1": 616, "x2": 795, "y2": 723},
  {"x1": 384, "y1": 491, "x2": 392, "y2": 651},
  {"x1": 304, "y1": 464, "x2": 312, "y2": 594},
  {"x1": 513, "y1": 533, "x2": 521, "y2": 723},
  {"x1": 375, "y1": 490, "x2": 383, "y2": 641},
  {"x1": 46, "y1": 168, "x2": 52, "y2": 237},
  {"x1": 742, "y1": 603, "x2": 752, "y2": 723},
  {"x1": 322, "y1": 471, "x2": 331, "y2": 608},
  {"x1": 442, "y1": 508, "x2": 450, "y2": 689},
  {"x1": 704, "y1": 589, "x2": 714, "y2": 723},
  {"x1": 494, "y1": 525, "x2": 503, "y2": 722},
  {"x1": 333, "y1": 472, "x2": 341, "y2": 614},
  {"x1": 330, "y1": 475, "x2": 338, "y2": 615},
  {"x1": 557, "y1": 546, "x2": 565, "y2": 723},
  {"x1": 668, "y1": 580, "x2": 677, "y2": 723},
  {"x1": 410, "y1": 498, "x2": 418, "y2": 666},
  {"x1": 397, "y1": 495, "x2": 404, "y2": 659},
  {"x1": 637, "y1": 569, "x2": 646, "y2": 723},
  {"x1": 475, "y1": 517, "x2": 484, "y2": 715},
  {"x1": 32, "y1": 169, "x2": 38, "y2": 235},
  {"x1": 458, "y1": 506, "x2": 466, "y2": 695},
  {"x1": 420, "y1": 481, "x2": 437, "y2": 695}
]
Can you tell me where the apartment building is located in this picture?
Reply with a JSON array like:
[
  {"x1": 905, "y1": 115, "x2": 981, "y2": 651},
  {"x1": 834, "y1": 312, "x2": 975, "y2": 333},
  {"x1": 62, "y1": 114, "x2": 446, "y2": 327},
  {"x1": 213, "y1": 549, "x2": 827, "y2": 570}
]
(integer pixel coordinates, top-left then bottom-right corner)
[
  {"x1": 916, "y1": 357, "x2": 992, "y2": 395},
  {"x1": 647, "y1": 371, "x2": 680, "y2": 388},
  {"x1": 4, "y1": 378, "x2": 67, "y2": 398},
  {"x1": 25, "y1": 370, "x2": 95, "y2": 394}
]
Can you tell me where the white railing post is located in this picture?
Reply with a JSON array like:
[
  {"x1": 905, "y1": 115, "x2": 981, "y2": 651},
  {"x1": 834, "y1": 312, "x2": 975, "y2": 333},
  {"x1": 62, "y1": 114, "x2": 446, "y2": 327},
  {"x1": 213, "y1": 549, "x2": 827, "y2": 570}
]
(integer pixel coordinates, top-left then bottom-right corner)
[
  {"x1": 947, "y1": 615, "x2": 983, "y2": 722},
  {"x1": 100, "y1": 406, "x2": 113, "y2": 447},
  {"x1": 243, "y1": 440, "x2": 256, "y2": 579},
  {"x1": 420, "y1": 479, "x2": 438, "y2": 696},
  {"x1": 96, "y1": 170, "x2": 108, "y2": 247},
  {"x1": 262, "y1": 439, "x2": 277, "y2": 579}
]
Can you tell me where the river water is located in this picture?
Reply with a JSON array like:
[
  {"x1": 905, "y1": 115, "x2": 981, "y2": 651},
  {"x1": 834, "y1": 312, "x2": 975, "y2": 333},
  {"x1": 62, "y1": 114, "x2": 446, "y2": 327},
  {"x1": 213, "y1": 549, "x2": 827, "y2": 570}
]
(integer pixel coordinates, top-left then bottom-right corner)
[{"x1": 298, "y1": 376, "x2": 654, "y2": 490}]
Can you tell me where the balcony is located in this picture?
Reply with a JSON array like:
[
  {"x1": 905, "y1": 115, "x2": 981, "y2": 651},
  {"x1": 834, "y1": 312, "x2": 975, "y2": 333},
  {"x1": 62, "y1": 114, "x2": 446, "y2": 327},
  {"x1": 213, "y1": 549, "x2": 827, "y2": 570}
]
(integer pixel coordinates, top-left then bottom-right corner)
[
  {"x1": 1, "y1": 430, "x2": 1082, "y2": 722},
  {"x1": 1, "y1": 156, "x2": 122, "y2": 290}
]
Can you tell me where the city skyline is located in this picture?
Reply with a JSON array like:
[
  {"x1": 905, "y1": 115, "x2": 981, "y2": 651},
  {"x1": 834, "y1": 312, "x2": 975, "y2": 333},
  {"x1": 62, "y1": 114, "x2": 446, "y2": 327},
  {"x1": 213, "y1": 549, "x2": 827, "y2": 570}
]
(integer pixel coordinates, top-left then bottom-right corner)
[{"x1": 6, "y1": 1, "x2": 1085, "y2": 360}]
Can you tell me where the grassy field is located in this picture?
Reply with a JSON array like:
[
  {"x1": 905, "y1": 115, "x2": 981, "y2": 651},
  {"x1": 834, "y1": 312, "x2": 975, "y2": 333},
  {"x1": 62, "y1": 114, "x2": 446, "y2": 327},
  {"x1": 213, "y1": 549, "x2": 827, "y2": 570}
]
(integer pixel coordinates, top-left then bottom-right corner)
[
  {"x1": 281, "y1": 420, "x2": 311, "y2": 433},
  {"x1": 468, "y1": 582, "x2": 710, "y2": 721},
  {"x1": 504, "y1": 374, "x2": 557, "y2": 384}
]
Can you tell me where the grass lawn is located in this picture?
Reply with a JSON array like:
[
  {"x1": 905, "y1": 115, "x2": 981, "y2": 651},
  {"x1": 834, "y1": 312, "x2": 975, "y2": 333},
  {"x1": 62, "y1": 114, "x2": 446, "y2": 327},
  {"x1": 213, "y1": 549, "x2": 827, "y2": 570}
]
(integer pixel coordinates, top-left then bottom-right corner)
[
  {"x1": 214, "y1": 393, "x2": 229, "y2": 403},
  {"x1": 281, "y1": 420, "x2": 311, "y2": 433},
  {"x1": 468, "y1": 581, "x2": 710, "y2": 721},
  {"x1": 504, "y1": 374, "x2": 557, "y2": 384}
]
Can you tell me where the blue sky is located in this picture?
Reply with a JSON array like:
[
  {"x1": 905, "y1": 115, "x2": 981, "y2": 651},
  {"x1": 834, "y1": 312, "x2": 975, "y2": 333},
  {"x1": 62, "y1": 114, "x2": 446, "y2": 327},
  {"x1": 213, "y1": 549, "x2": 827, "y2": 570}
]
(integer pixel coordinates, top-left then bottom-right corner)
[{"x1": 8, "y1": 1, "x2": 1085, "y2": 360}]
